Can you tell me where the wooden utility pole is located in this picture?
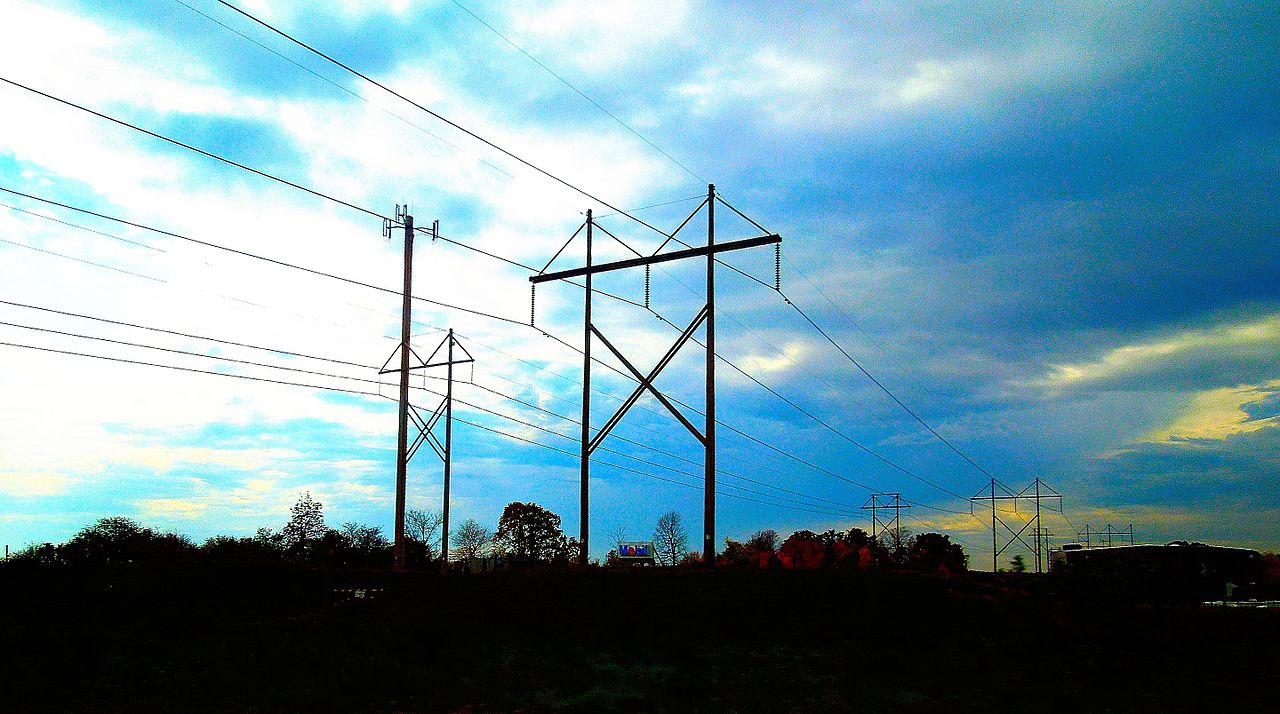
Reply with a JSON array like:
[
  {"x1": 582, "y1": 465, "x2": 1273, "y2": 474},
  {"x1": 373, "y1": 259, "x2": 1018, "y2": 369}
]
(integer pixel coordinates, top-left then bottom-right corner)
[{"x1": 393, "y1": 210, "x2": 414, "y2": 571}]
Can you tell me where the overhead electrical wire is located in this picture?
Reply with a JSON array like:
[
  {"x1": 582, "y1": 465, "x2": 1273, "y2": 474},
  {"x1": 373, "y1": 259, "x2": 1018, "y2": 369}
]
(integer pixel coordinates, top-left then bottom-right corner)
[
  {"x1": 2, "y1": 201, "x2": 164, "y2": 252},
  {"x1": 0, "y1": 185, "x2": 527, "y2": 326},
  {"x1": 12, "y1": 8, "x2": 999, "y2": 499},
  {"x1": 1, "y1": 64, "x2": 985, "y2": 508},
  {"x1": 0, "y1": 11, "x2": 1027, "y2": 532},
  {"x1": 443, "y1": 0, "x2": 705, "y2": 184},
  {"x1": 0, "y1": 337, "x2": 851, "y2": 518},
  {"x1": 0, "y1": 304, "x2": 857, "y2": 514},
  {"x1": 213, "y1": 0, "x2": 674, "y2": 240},
  {"x1": 3, "y1": 185, "x2": 965, "y2": 511},
  {"x1": 169, "y1": 0, "x2": 513, "y2": 180},
  {"x1": 0, "y1": 236, "x2": 166, "y2": 283},
  {"x1": 0, "y1": 76, "x2": 381, "y2": 220},
  {"x1": 0, "y1": 79, "x2": 880, "y2": 487}
]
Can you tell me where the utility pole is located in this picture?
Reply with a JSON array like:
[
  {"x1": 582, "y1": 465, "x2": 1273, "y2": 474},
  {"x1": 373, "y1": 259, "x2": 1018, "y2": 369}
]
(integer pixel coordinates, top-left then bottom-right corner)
[
  {"x1": 579, "y1": 210, "x2": 592, "y2": 566},
  {"x1": 392, "y1": 206, "x2": 415, "y2": 572},
  {"x1": 380, "y1": 212, "x2": 472, "y2": 572},
  {"x1": 704, "y1": 183, "x2": 716, "y2": 567},
  {"x1": 530, "y1": 185, "x2": 780, "y2": 569}
]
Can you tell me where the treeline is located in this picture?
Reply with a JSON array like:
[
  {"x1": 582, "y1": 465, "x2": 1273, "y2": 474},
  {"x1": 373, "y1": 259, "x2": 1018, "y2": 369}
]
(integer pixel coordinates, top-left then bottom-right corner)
[
  {"x1": 5, "y1": 494, "x2": 964, "y2": 574},
  {"x1": 625, "y1": 509, "x2": 968, "y2": 573},
  {"x1": 2, "y1": 494, "x2": 579, "y2": 570}
]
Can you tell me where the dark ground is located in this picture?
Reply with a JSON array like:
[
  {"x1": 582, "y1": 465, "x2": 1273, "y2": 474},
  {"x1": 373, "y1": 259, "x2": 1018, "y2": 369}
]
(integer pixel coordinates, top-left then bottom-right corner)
[{"x1": 1, "y1": 566, "x2": 1277, "y2": 712}]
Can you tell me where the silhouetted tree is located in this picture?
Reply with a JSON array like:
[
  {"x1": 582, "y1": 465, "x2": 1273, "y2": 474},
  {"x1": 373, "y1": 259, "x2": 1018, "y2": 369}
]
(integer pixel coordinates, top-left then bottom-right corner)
[
  {"x1": 494, "y1": 502, "x2": 567, "y2": 561},
  {"x1": 779, "y1": 530, "x2": 827, "y2": 569},
  {"x1": 747, "y1": 529, "x2": 780, "y2": 553},
  {"x1": 406, "y1": 509, "x2": 444, "y2": 557},
  {"x1": 340, "y1": 523, "x2": 391, "y2": 552},
  {"x1": 282, "y1": 492, "x2": 326, "y2": 554},
  {"x1": 746, "y1": 529, "x2": 781, "y2": 567},
  {"x1": 61, "y1": 516, "x2": 195, "y2": 565},
  {"x1": 560, "y1": 536, "x2": 583, "y2": 565},
  {"x1": 453, "y1": 518, "x2": 491, "y2": 559},
  {"x1": 653, "y1": 511, "x2": 689, "y2": 566},
  {"x1": 1009, "y1": 554, "x2": 1027, "y2": 573},
  {"x1": 202, "y1": 531, "x2": 284, "y2": 562},
  {"x1": 720, "y1": 538, "x2": 751, "y2": 567},
  {"x1": 904, "y1": 532, "x2": 968, "y2": 574},
  {"x1": 5, "y1": 542, "x2": 60, "y2": 567}
]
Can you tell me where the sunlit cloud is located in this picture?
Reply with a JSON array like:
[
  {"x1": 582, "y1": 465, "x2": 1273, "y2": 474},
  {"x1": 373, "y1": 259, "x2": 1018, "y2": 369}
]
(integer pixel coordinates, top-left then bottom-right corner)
[
  {"x1": 0, "y1": 471, "x2": 76, "y2": 498},
  {"x1": 1035, "y1": 313, "x2": 1280, "y2": 393},
  {"x1": 1141, "y1": 380, "x2": 1280, "y2": 445}
]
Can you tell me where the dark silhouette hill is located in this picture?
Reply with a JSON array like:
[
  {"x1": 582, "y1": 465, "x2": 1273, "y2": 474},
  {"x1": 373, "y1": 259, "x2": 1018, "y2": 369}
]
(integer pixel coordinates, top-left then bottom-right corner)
[{"x1": 2, "y1": 565, "x2": 1278, "y2": 711}]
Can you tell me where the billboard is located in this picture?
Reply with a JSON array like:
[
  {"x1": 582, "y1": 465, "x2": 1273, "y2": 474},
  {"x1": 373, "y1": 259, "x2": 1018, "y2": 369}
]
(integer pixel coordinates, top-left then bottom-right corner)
[{"x1": 618, "y1": 541, "x2": 656, "y2": 562}]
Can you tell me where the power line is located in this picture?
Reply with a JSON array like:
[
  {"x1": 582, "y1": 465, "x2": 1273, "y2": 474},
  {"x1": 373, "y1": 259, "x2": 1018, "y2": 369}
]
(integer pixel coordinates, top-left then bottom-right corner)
[
  {"x1": 0, "y1": 303, "x2": 856, "y2": 513},
  {"x1": 3, "y1": 29, "x2": 997, "y2": 502},
  {"x1": 784, "y1": 297, "x2": 1000, "y2": 484},
  {"x1": 1, "y1": 72, "x2": 977, "y2": 508},
  {"x1": 4, "y1": 184, "x2": 973, "y2": 509},
  {"x1": 712, "y1": 194, "x2": 1003, "y2": 488},
  {"x1": 0, "y1": 76, "x2": 382, "y2": 220},
  {"x1": 2, "y1": 201, "x2": 164, "y2": 252},
  {"x1": 4, "y1": 32, "x2": 1003, "y2": 512},
  {"x1": 421, "y1": 208, "x2": 973, "y2": 505},
  {"x1": 0, "y1": 337, "x2": 851, "y2": 519},
  {"x1": 1, "y1": 69, "x2": 975, "y2": 507},
  {"x1": 0, "y1": 237, "x2": 166, "y2": 283},
  {"x1": 213, "y1": 0, "x2": 674, "y2": 239},
  {"x1": 781, "y1": 252, "x2": 946, "y2": 402},
  {"x1": 168, "y1": 0, "x2": 514, "y2": 180},
  {"x1": 0, "y1": 186, "x2": 527, "y2": 326},
  {"x1": 444, "y1": 0, "x2": 705, "y2": 184},
  {"x1": 0, "y1": 339, "x2": 380, "y2": 397},
  {"x1": 0, "y1": 298, "x2": 368, "y2": 370}
]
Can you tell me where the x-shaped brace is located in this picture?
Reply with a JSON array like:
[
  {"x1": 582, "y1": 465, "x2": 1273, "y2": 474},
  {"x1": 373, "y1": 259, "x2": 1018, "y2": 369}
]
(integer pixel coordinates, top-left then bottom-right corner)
[
  {"x1": 994, "y1": 516, "x2": 1037, "y2": 558},
  {"x1": 587, "y1": 304, "x2": 709, "y2": 455},
  {"x1": 406, "y1": 397, "x2": 448, "y2": 464}
]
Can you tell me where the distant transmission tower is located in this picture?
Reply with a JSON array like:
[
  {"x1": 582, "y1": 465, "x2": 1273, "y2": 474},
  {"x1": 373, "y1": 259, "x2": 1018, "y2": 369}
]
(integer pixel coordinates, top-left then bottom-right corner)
[
  {"x1": 381, "y1": 329, "x2": 474, "y2": 571},
  {"x1": 1077, "y1": 523, "x2": 1134, "y2": 548},
  {"x1": 862, "y1": 493, "x2": 909, "y2": 555}
]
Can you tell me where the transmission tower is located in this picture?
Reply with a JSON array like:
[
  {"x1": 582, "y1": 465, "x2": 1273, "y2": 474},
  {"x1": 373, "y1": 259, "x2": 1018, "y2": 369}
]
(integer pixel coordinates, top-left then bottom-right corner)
[
  {"x1": 862, "y1": 493, "x2": 909, "y2": 554},
  {"x1": 1077, "y1": 523, "x2": 1134, "y2": 548},
  {"x1": 381, "y1": 329, "x2": 474, "y2": 571},
  {"x1": 970, "y1": 478, "x2": 1063, "y2": 573},
  {"x1": 530, "y1": 184, "x2": 781, "y2": 566}
]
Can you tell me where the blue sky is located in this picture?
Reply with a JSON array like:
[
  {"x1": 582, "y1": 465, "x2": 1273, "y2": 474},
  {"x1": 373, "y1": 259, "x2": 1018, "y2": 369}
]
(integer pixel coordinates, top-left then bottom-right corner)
[{"x1": 1, "y1": 0, "x2": 1277, "y2": 568}]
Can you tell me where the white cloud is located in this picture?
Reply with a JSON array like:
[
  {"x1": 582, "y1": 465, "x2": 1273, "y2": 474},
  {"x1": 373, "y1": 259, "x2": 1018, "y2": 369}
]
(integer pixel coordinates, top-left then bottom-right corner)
[
  {"x1": 735, "y1": 340, "x2": 806, "y2": 374},
  {"x1": 510, "y1": 0, "x2": 691, "y2": 73}
]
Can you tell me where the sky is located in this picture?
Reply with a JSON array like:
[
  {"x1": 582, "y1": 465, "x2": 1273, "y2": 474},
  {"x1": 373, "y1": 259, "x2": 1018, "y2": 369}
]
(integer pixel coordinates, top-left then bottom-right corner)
[{"x1": 1, "y1": 0, "x2": 1277, "y2": 570}]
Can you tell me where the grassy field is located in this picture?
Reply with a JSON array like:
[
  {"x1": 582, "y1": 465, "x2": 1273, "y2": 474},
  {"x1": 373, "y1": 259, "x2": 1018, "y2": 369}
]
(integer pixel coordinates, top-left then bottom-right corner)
[{"x1": 2, "y1": 565, "x2": 1277, "y2": 712}]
